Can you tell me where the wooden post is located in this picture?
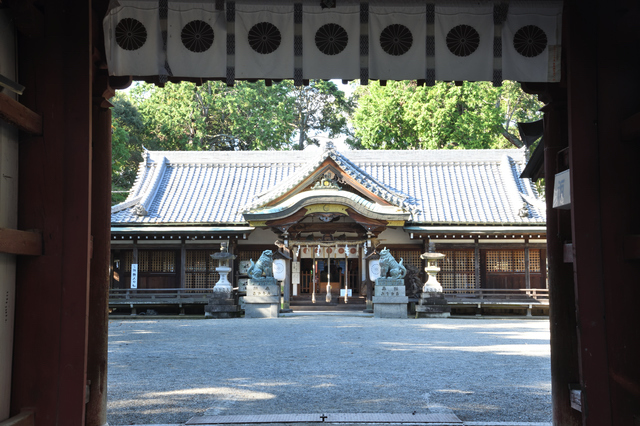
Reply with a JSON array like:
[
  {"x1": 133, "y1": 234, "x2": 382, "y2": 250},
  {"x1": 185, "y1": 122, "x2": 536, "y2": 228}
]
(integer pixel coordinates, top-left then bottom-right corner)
[
  {"x1": 524, "y1": 241, "x2": 530, "y2": 290},
  {"x1": 180, "y1": 240, "x2": 186, "y2": 288},
  {"x1": 474, "y1": 239, "x2": 481, "y2": 289},
  {"x1": 541, "y1": 94, "x2": 582, "y2": 426},
  {"x1": 12, "y1": 1, "x2": 93, "y2": 423},
  {"x1": 85, "y1": 87, "x2": 112, "y2": 426}
]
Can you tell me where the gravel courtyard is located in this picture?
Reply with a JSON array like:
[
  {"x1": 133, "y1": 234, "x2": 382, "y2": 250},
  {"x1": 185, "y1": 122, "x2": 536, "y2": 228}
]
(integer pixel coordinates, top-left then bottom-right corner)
[{"x1": 107, "y1": 316, "x2": 551, "y2": 425}]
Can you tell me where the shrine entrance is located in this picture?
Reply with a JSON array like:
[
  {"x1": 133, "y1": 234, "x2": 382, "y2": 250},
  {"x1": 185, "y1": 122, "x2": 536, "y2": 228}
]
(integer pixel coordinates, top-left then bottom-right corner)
[{"x1": 294, "y1": 253, "x2": 364, "y2": 310}]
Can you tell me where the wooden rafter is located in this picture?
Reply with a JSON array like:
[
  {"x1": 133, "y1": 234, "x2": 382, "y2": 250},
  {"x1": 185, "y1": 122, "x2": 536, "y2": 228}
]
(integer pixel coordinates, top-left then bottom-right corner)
[
  {"x1": 0, "y1": 228, "x2": 42, "y2": 256},
  {"x1": 0, "y1": 92, "x2": 43, "y2": 135}
]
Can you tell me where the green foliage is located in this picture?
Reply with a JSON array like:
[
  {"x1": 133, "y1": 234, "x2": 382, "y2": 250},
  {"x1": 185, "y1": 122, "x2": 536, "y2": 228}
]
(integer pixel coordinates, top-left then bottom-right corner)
[{"x1": 349, "y1": 81, "x2": 543, "y2": 150}]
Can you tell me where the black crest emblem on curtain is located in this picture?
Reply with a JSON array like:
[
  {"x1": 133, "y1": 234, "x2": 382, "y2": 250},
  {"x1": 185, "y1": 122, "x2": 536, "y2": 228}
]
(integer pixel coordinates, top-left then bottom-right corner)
[
  {"x1": 181, "y1": 20, "x2": 214, "y2": 53},
  {"x1": 380, "y1": 24, "x2": 413, "y2": 56},
  {"x1": 116, "y1": 18, "x2": 147, "y2": 51},
  {"x1": 315, "y1": 23, "x2": 349, "y2": 55},
  {"x1": 446, "y1": 24, "x2": 480, "y2": 57},
  {"x1": 248, "y1": 22, "x2": 282, "y2": 54},
  {"x1": 513, "y1": 25, "x2": 547, "y2": 57}
]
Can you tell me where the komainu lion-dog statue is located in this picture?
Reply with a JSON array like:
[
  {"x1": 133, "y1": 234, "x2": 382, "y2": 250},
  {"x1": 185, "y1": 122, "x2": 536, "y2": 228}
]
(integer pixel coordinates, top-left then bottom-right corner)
[
  {"x1": 248, "y1": 250, "x2": 274, "y2": 279},
  {"x1": 379, "y1": 247, "x2": 407, "y2": 279}
]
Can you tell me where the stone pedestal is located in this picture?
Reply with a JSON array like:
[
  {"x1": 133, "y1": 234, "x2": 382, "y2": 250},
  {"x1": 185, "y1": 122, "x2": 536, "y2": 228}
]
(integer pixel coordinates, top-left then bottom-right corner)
[
  {"x1": 244, "y1": 278, "x2": 280, "y2": 318},
  {"x1": 205, "y1": 291, "x2": 241, "y2": 318},
  {"x1": 415, "y1": 291, "x2": 451, "y2": 318},
  {"x1": 372, "y1": 278, "x2": 409, "y2": 318}
]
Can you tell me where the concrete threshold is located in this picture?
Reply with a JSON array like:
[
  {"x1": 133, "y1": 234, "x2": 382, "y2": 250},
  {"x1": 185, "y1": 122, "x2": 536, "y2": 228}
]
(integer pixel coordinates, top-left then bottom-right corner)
[
  {"x1": 282, "y1": 312, "x2": 374, "y2": 317},
  {"x1": 186, "y1": 413, "x2": 462, "y2": 425}
]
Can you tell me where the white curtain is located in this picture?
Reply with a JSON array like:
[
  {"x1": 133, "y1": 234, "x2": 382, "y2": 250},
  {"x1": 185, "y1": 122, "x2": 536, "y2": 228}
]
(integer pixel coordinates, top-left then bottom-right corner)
[
  {"x1": 502, "y1": 1, "x2": 563, "y2": 82},
  {"x1": 103, "y1": 0, "x2": 564, "y2": 83},
  {"x1": 103, "y1": 0, "x2": 166, "y2": 76},
  {"x1": 167, "y1": 2, "x2": 226, "y2": 78},
  {"x1": 302, "y1": 0, "x2": 360, "y2": 80},
  {"x1": 235, "y1": 1, "x2": 294, "y2": 79},
  {"x1": 434, "y1": 2, "x2": 494, "y2": 82},
  {"x1": 369, "y1": 1, "x2": 426, "y2": 81}
]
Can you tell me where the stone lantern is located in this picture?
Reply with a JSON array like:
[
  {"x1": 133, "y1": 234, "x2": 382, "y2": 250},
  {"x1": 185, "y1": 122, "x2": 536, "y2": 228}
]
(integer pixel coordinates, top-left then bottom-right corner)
[
  {"x1": 421, "y1": 250, "x2": 446, "y2": 293},
  {"x1": 210, "y1": 242, "x2": 236, "y2": 293},
  {"x1": 205, "y1": 242, "x2": 241, "y2": 318},
  {"x1": 415, "y1": 243, "x2": 450, "y2": 318}
]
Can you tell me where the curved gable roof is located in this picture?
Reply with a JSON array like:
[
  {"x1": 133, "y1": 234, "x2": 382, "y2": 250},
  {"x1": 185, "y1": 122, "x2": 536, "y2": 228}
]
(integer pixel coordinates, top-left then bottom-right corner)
[{"x1": 110, "y1": 145, "x2": 545, "y2": 226}]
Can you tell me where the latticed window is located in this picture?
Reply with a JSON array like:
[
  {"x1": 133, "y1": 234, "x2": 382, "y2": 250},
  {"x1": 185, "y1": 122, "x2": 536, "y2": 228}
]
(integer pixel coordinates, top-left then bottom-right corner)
[
  {"x1": 237, "y1": 250, "x2": 264, "y2": 262},
  {"x1": 487, "y1": 249, "x2": 541, "y2": 272},
  {"x1": 438, "y1": 250, "x2": 476, "y2": 290},
  {"x1": 185, "y1": 250, "x2": 220, "y2": 289},
  {"x1": 135, "y1": 250, "x2": 175, "y2": 272},
  {"x1": 389, "y1": 249, "x2": 422, "y2": 272},
  {"x1": 123, "y1": 251, "x2": 133, "y2": 272},
  {"x1": 529, "y1": 250, "x2": 541, "y2": 272}
]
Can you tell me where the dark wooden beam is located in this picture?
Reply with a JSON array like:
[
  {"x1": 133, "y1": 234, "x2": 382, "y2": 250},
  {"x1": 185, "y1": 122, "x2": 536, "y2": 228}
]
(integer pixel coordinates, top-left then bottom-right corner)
[
  {"x1": 0, "y1": 228, "x2": 42, "y2": 256},
  {"x1": 621, "y1": 111, "x2": 640, "y2": 141},
  {"x1": 0, "y1": 411, "x2": 35, "y2": 426},
  {"x1": 0, "y1": 92, "x2": 42, "y2": 135},
  {"x1": 623, "y1": 235, "x2": 640, "y2": 260},
  {"x1": 2, "y1": 0, "x2": 44, "y2": 38}
]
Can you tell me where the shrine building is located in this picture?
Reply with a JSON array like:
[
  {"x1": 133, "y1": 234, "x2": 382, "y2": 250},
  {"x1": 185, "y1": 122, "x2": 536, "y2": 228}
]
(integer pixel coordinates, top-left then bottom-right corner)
[{"x1": 110, "y1": 143, "x2": 546, "y2": 312}]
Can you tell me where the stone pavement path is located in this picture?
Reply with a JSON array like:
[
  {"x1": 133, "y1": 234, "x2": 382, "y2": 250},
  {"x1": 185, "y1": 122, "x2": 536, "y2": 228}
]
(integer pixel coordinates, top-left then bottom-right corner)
[{"x1": 107, "y1": 317, "x2": 550, "y2": 425}]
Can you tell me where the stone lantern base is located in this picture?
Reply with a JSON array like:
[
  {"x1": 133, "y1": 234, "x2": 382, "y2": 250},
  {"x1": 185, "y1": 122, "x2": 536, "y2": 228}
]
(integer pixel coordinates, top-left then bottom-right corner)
[
  {"x1": 205, "y1": 291, "x2": 242, "y2": 318},
  {"x1": 414, "y1": 291, "x2": 451, "y2": 318}
]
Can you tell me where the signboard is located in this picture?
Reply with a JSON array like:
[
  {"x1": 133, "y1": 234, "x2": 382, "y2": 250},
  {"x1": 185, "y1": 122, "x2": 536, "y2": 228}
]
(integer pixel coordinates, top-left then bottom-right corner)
[
  {"x1": 340, "y1": 289, "x2": 353, "y2": 297},
  {"x1": 130, "y1": 264, "x2": 138, "y2": 289},
  {"x1": 237, "y1": 277, "x2": 249, "y2": 292},
  {"x1": 553, "y1": 169, "x2": 571, "y2": 210},
  {"x1": 238, "y1": 260, "x2": 251, "y2": 274},
  {"x1": 292, "y1": 261, "x2": 300, "y2": 273}
]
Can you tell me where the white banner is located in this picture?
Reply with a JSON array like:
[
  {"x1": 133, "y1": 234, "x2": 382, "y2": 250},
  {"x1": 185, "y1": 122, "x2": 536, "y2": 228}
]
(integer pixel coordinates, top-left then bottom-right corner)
[
  {"x1": 235, "y1": 2, "x2": 294, "y2": 79},
  {"x1": 502, "y1": 1, "x2": 563, "y2": 82},
  {"x1": 435, "y1": 3, "x2": 494, "y2": 82},
  {"x1": 103, "y1": 0, "x2": 165, "y2": 76},
  {"x1": 369, "y1": 2, "x2": 426, "y2": 80},
  {"x1": 302, "y1": 1, "x2": 360, "y2": 80},
  {"x1": 130, "y1": 263, "x2": 139, "y2": 289},
  {"x1": 167, "y1": 2, "x2": 226, "y2": 77}
]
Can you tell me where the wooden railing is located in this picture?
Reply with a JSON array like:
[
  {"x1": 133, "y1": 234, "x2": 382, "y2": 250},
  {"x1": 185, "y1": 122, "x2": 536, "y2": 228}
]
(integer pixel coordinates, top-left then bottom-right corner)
[
  {"x1": 110, "y1": 288, "x2": 213, "y2": 301},
  {"x1": 109, "y1": 288, "x2": 214, "y2": 315},
  {"x1": 443, "y1": 288, "x2": 549, "y2": 302}
]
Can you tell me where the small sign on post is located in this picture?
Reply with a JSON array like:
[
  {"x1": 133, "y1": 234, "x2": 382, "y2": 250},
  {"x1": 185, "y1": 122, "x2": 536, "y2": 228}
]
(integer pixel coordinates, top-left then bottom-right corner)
[{"x1": 130, "y1": 264, "x2": 138, "y2": 289}]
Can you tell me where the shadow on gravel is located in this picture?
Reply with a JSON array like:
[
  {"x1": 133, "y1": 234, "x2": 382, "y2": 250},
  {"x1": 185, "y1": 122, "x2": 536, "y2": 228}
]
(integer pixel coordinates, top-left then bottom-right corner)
[{"x1": 107, "y1": 318, "x2": 551, "y2": 425}]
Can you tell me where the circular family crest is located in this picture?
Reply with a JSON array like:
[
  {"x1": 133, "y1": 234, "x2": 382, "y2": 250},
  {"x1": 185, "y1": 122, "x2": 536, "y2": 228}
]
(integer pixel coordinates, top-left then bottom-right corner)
[
  {"x1": 513, "y1": 25, "x2": 547, "y2": 57},
  {"x1": 248, "y1": 22, "x2": 281, "y2": 54},
  {"x1": 446, "y1": 24, "x2": 480, "y2": 57},
  {"x1": 181, "y1": 20, "x2": 214, "y2": 53},
  {"x1": 380, "y1": 24, "x2": 413, "y2": 56},
  {"x1": 315, "y1": 23, "x2": 349, "y2": 55},
  {"x1": 116, "y1": 18, "x2": 147, "y2": 51}
]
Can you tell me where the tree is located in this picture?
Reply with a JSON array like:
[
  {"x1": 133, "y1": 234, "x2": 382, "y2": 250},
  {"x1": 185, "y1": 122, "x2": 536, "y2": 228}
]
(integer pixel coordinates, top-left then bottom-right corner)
[
  {"x1": 124, "y1": 80, "x2": 352, "y2": 152},
  {"x1": 111, "y1": 80, "x2": 353, "y2": 203},
  {"x1": 290, "y1": 80, "x2": 354, "y2": 150},
  {"x1": 349, "y1": 81, "x2": 543, "y2": 150},
  {"x1": 111, "y1": 94, "x2": 147, "y2": 203}
]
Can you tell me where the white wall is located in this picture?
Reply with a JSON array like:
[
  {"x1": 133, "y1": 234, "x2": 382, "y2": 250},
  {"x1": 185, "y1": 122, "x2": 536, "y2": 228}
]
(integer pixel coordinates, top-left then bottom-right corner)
[
  {"x1": 0, "y1": 10, "x2": 18, "y2": 421},
  {"x1": 377, "y1": 227, "x2": 413, "y2": 245},
  {"x1": 239, "y1": 228, "x2": 279, "y2": 245}
]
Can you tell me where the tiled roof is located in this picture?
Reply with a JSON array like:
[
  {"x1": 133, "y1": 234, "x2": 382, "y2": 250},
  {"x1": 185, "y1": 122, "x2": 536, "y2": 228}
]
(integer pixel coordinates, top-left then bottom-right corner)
[{"x1": 111, "y1": 145, "x2": 545, "y2": 226}]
